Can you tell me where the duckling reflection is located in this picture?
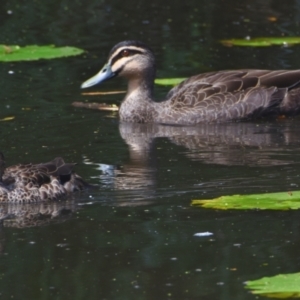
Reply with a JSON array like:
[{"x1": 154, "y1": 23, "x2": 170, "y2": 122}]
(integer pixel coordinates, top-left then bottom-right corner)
[
  {"x1": 0, "y1": 200, "x2": 80, "y2": 255},
  {"x1": 0, "y1": 200, "x2": 78, "y2": 228}
]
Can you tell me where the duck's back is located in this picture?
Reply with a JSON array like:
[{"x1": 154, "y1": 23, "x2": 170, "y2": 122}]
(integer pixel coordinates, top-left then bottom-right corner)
[{"x1": 161, "y1": 69, "x2": 300, "y2": 124}]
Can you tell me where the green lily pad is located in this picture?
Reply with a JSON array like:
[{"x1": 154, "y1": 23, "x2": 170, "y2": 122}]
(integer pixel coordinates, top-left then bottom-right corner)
[
  {"x1": 192, "y1": 190, "x2": 300, "y2": 210},
  {"x1": 155, "y1": 78, "x2": 186, "y2": 86},
  {"x1": 246, "y1": 273, "x2": 300, "y2": 298},
  {"x1": 0, "y1": 45, "x2": 84, "y2": 62},
  {"x1": 221, "y1": 37, "x2": 300, "y2": 47}
]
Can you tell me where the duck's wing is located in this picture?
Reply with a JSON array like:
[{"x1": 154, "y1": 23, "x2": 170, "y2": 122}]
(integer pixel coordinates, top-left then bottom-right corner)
[
  {"x1": 164, "y1": 70, "x2": 300, "y2": 123},
  {"x1": 167, "y1": 69, "x2": 300, "y2": 96},
  {"x1": 3, "y1": 160, "x2": 61, "y2": 187},
  {"x1": 3, "y1": 163, "x2": 49, "y2": 187},
  {"x1": 36, "y1": 157, "x2": 78, "y2": 185},
  {"x1": 41, "y1": 157, "x2": 92, "y2": 190}
]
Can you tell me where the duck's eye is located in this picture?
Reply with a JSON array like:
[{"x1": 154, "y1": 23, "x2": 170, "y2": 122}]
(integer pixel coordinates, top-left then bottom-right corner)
[{"x1": 121, "y1": 50, "x2": 130, "y2": 57}]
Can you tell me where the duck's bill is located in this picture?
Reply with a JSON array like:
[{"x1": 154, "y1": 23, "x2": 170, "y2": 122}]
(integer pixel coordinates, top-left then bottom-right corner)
[{"x1": 81, "y1": 63, "x2": 116, "y2": 89}]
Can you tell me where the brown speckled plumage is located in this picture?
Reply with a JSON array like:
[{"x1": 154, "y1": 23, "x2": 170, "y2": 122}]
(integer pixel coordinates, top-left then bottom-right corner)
[
  {"x1": 81, "y1": 40, "x2": 300, "y2": 125},
  {"x1": 0, "y1": 153, "x2": 89, "y2": 203}
]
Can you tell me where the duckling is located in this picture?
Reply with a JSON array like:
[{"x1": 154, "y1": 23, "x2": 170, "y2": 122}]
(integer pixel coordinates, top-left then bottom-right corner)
[
  {"x1": 0, "y1": 153, "x2": 90, "y2": 203},
  {"x1": 81, "y1": 40, "x2": 300, "y2": 125}
]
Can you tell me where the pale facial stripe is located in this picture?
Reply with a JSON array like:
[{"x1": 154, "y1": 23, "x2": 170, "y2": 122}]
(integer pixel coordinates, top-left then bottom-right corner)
[{"x1": 109, "y1": 46, "x2": 146, "y2": 69}]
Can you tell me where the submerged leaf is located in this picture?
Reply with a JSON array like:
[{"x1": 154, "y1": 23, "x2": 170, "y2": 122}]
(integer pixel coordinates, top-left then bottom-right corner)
[
  {"x1": 81, "y1": 91, "x2": 126, "y2": 95},
  {"x1": 155, "y1": 78, "x2": 186, "y2": 86},
  {"x1": 0, "y1": 116, "x2": 15, "y2": 121},
  {"x1": 192, "y1": 190, "x2": 300, "y2": 210},
  {"x1": 193, "y1": 232, "x2": 213, "y2": 237},
  {"x1": 221, "y1": 37, "x2": 300, "y2": 47},
  {"x1": 0, "y1": 45, "x2": 84, "y2": 62},
  {"x1": 72, "y1": 102, "x2": 119, "y2": 111},
  {"x1": 246, "y1": 273, "x2": 300, "y2": 298}
]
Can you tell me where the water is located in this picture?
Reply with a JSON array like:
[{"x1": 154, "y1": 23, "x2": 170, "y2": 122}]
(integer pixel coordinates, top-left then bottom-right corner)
[{"x1": 1, "y1": 0, "x2": 300, "y2": 299}]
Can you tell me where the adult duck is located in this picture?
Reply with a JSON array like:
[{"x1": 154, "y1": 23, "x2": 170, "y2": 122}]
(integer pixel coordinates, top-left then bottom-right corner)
[
  {"x1": 0, "y1": 153, "x2": 90, "y2": 203},
  {"x1": 81, "y1": 40, "x2": 300, "y2": 125}
]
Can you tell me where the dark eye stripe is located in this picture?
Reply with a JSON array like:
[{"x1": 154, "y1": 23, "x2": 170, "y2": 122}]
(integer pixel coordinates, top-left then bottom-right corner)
[{"x1": 111, "y1": 49, "x2": 143, "y2": 66}]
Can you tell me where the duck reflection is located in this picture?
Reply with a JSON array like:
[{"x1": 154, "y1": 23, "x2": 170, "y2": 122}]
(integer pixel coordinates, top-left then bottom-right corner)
[
  {"x1": 119, "y1": 121, "x2": 299, "y2": 167},
  {"x1": 92, "y1": 121, "x2": 300, "y2": 199}
]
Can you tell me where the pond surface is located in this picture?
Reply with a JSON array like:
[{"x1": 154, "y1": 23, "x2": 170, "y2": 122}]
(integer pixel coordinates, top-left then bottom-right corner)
[{"x1": 1, "y1": 0, "x2": 300, "y2": 299}]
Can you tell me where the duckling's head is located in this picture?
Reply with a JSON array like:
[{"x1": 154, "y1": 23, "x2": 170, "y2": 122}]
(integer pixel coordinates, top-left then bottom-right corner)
[{"x1": 81, "y1": 40, "x2": 156, "y2": 89}]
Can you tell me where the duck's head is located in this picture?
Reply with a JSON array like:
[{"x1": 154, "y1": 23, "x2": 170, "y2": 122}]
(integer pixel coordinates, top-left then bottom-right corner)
[{"x1": 81, "y1": 40, "x2": 156, "y2": 89}]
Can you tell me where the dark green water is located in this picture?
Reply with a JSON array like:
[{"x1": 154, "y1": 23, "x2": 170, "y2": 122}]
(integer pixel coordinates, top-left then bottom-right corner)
[{"x1": 1, "y1": 0, "x2": 300, "y2": 299}]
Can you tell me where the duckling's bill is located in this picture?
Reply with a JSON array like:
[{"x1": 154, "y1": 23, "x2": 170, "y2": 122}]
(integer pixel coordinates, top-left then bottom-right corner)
[{"x1": 81, "y1": 63, "x2": 116, "y2": 89}]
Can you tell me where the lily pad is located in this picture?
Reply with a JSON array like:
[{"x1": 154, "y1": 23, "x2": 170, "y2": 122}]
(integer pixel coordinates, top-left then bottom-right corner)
[
  {"x1": 221, "y1": 37, "x2": 300, "y2": 47},
  {"x1": 155, "y1": 78, "x2": 186, "y2": 86},
  {"x1": 246, "y1": 273, "x2": 300, "y2": 298},
  {"x1": 0, "y1": 45, "x2": 84, "y2": 62},
  {"x1": 192, "y1": 190, "x2": 300, "y2": 210}
]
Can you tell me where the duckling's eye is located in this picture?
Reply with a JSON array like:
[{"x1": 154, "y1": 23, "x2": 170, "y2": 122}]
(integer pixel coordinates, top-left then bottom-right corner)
[{"x1": 121, "y1": 50, "x2": 130, "y2": 57}]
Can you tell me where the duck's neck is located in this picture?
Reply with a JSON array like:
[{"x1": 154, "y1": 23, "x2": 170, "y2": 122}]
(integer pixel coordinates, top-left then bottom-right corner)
[
  {"x1": 127, "y1": 73, "x2": 155, "y2": 99},
  {"x1": 119, "y1": 75, "x2": 157, "y2": 123}
]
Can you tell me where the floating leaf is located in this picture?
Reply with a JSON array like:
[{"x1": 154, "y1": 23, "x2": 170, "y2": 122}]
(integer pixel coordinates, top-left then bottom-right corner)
[
  {"x1": 0, "y1": 116, "x2": 15, "y2": 121},
  {"x1": 192, "y1": 190, "x2": 300, "y2": 210},
  {"x1": 246, "y1": 273, "x2": 300, "y2": 298},
  {"x1": 155, "y1": 78, "x2": 186, "y2": 86},
  {"x1": 0, "y1": 45, "x2": 84, "y2": 62},
  {"x1": 221, "y1": 37, "x2": 300, "y2": 47}
]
